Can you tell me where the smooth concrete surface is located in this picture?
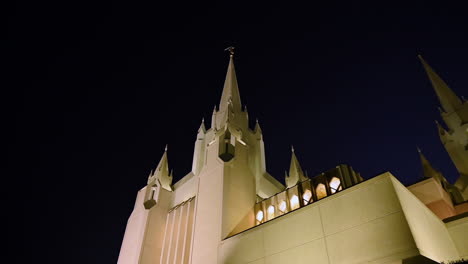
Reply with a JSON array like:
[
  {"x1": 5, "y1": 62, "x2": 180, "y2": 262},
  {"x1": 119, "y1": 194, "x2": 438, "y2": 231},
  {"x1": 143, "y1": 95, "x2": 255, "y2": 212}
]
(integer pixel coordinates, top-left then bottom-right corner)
[
  {"x1": 391, "y1": 177, "x2": 459, "y2": 263},
  {"x1": 218, "y1": 173, "x2": 460, "y2": 264},
  {"x1": 445, "y1": 216, "x2": 468, "y2": 258}
]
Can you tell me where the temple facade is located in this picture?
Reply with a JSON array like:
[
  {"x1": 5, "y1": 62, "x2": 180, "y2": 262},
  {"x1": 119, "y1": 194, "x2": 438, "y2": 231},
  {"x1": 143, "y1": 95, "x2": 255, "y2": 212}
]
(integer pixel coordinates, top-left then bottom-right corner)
[{"x1": 117, "y1": 52, "x2": 468, "y2": 264}]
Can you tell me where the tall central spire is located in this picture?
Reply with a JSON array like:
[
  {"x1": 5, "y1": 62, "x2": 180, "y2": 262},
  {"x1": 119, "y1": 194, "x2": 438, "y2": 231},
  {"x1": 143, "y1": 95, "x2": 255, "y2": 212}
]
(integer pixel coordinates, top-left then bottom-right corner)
[
  {"x1": 213, "y1": 48, "x2": 247, "y2": 130},
  {"x1": 219, "y1": 49, "x2": 242, "y2": 114}
]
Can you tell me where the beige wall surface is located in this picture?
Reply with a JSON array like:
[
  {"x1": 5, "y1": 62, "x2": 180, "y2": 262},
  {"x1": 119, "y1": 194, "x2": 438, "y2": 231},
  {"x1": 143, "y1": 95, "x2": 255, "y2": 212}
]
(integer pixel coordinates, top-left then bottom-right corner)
[
  {"x1": 219, "y1": 173, "x2": 447, "y2": 264},
  {"x1": 117, "y1": 188, "x2": 149, "y2": 264},
  {"x1": 446, "y1": 217, "x2": 468, "y2": 259},
  {"x1": 391, "y1": 177, "x2": 459, "y2": 263}
]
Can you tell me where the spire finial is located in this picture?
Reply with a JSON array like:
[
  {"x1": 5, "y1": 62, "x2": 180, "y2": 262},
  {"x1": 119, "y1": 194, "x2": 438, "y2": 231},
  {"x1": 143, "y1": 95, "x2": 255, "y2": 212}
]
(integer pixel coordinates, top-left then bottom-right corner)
[
  {"x1": 417, "y1": 147, "x2": 422, "y2": 154},
  {"x1": 164, "y1": 144, "x2": 168, "y2": 152},
  {"x1": 225, "y1": 46, "x2": 235, "y2": 57},
  {"x1": 291, "y1": 145, "x2": 295, "y2": 152}
]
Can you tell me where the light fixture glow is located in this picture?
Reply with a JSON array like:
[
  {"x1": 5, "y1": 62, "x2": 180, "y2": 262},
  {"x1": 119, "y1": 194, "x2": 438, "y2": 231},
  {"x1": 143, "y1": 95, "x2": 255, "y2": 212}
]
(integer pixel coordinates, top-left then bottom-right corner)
[
  {"x1": 330, "y1": 177, "x2": 341, "y2": 194},
  {"x1": 303, "y1": 189, "x2": 312, "y2": 204},
  {"x1": 267, "y1": 205, "x2": 275, "y2": 220},
  {"x1": 290, "y1": 195, "x2": 300, "y2": 210},
  {"x1": 279, "y1": 200, "x2": 287, "y2": 213},
  {"x1": 256, "y1": 210, "x2": 264, "y2": 222}
]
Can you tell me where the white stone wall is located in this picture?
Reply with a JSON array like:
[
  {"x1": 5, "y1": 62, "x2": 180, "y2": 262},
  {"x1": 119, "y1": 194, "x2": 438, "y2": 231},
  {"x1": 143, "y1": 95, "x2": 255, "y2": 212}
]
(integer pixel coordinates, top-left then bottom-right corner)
[{"x1": 445, "y1": 216, "x2": 468, "y2": 259}]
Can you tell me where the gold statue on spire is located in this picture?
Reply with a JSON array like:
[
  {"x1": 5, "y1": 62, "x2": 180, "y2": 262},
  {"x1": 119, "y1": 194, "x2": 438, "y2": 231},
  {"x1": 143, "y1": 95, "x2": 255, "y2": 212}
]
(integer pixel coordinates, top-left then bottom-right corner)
[{"x1": 224, "y1": 46, "x2": 235, "y2": 57}]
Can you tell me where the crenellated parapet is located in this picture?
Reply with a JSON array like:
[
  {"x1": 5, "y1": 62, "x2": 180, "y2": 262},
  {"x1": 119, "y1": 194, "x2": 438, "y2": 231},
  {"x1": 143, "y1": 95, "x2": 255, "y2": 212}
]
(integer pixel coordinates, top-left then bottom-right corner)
[{"x1": 254, "y1": 164, "x2": 363, "y2": 226}]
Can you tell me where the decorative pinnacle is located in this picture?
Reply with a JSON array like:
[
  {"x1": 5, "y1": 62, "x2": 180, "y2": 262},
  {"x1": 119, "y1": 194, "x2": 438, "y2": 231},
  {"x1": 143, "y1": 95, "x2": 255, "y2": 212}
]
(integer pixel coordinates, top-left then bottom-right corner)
[
  {"x1": 224, "y1": 46, "x2": 235, "y2": 57},
  {"x1": 164, "y1": 144, "x2": 168, "y2": 152},
  {"x1": 291, "y1": 145, "x2": 295, "y2": 152},
  {"x1": 417, "y1": 147, "x2": 422, "y2": 153}
]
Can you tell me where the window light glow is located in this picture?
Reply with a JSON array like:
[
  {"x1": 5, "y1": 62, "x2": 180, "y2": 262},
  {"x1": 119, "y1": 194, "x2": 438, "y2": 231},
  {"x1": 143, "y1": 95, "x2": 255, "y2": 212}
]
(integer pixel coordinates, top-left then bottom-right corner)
[
  {"x1": 279, "y1": 200, "x2": 287, "y2": 213},
  {"x1": 290, "y1": 195, "x2": 300, "y2": 210},
  {"x1": 256, "y1": 210, "x2": 264, "y2": 222},
  {"x1": 330, "y1": 177, "x2": 341, "y2": 194},
  {"x1": 267, "y1": 205, "x2": 275, "y2": 220},
  {"x1": 316, "y1": 183, "x2": 327, "y2": 199},
  {"x1": 303, "y1": 189, "x2": 312, "y2": 205}
]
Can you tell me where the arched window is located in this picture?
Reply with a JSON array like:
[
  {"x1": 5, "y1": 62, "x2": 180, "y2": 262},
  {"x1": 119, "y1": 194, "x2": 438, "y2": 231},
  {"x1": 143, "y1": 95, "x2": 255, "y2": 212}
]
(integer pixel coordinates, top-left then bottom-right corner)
[
  {"x1": 329, "y1": 177, "x2": 342, "y2": 194},
  {"x1": 290, "y1": 194, "x2": 300, "y2": 210},
  {"x1": 303, "y1": 189, "x2": 312, "y2": 205},
  {"x1": 316, "y1": 183, "x2": 327, "y2": 199},
  {"x1": 278, "y1": 200, "x2": 287, "y2": 213},
  {"x1": 256, "y1": 210, "x2": 264, "y2": 223},
  {"x1": 267, "y1": 205, "x2": 275, "y2": 220}
]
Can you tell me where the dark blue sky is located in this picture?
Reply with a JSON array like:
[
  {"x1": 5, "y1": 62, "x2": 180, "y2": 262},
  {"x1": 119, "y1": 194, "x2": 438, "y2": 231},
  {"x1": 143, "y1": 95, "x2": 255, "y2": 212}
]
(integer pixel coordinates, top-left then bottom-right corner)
[{"x1": 8, "y1": 1, "x2": 467, "y2": 263}]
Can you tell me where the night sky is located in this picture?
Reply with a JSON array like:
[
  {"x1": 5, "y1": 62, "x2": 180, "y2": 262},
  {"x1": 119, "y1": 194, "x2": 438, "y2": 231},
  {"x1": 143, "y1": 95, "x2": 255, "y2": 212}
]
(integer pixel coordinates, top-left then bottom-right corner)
[{"x1": 8, "y1": 2, "x2": 467, "y2": 263}]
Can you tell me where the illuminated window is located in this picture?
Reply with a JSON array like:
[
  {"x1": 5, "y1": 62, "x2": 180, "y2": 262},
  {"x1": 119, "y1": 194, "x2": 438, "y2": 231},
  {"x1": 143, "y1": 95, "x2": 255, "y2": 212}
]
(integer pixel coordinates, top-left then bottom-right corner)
[
  {"x1": 329, "y1": 177, "x2": 342, "y2": 194},
  {"x1": 316, "y1": 183, "x2": 327, "y2": 199},
  {"x1": 256, "y1": 210, "x2": 264, "y2": 222},
  {"x1": 290, "y1": 195, "x2": 300, "y2": 210},
  {"x1": 267, "y1": 205, "x2": 275, "y2": 220},
  {"x1": 303, "y1": 189, "x2": 312, "y2": 205},
  {"x1": 279, "y1": 200, "x2": 287, "y2": 213}
]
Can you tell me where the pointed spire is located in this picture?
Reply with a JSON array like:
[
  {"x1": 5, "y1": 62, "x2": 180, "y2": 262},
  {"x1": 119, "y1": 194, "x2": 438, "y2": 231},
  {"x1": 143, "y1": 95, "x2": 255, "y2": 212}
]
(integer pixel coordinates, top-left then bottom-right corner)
[
  {"x1": 285, "y1": 147, "x2": 307, "y2": 188},
  {"x1": 417, "y1": 148, "x2": 442, "y2": 181},
  {"x1": 435, "y1": 120, "x2": 448, "y2": 136},
  {"x1": 219, "y1": 51, "x2": 242, "y2": 114},
  {"x1": 211, "y1": 105, "x2": 217, "y2": 130},
  {"x1": 418, "y1": 55, "x2": 463, "y2": 113},
  {"x1": 198, "y1": 118, "x2": 206, "y2": 133},
  {"x1": 149, "y1": 145, "x2": 172, "y2": 191},
  {"x1": 254, "y1": 118, "x2": 262, "y2": 134}
]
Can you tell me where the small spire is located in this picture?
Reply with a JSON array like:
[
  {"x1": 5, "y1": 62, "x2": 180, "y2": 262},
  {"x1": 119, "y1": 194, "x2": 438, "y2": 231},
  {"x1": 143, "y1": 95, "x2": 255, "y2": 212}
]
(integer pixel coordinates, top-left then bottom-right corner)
[
  {"x1": 417, "y1": 148, "x2": 443, "y2": 181},
  {"x1": 150, "y1": 146, "x2": 172, "y2": 190},
  {"x1": 418, "y1": 55, "x2": 463, "y2": 113},
  {"x1": 254, "y1": 118, "x2": 262, "y2": 134},
  {"x1": 285, "y1": 147, "x2": 307, "y2": 188},
  {"x1": 198, "y1": 118, "x2": 206, "y2": 133}
]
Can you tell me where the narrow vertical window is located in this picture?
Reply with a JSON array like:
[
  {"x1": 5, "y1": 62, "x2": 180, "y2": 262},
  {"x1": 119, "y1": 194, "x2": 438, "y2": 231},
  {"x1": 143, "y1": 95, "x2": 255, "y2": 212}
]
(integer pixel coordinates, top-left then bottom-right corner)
[
  {"x1": 256, "y1": 210, "x2": 264, "y2": 224},
  {"x1": 278, "y1": 200, "x2": 287, "y2": 213},
  {"x1": 316, "y1": 183, "x2": 327, "y2": 199},
  {"x1": 267, "y1": 205, "x2": 275, "y2": 220},
  {"x1": 303, "y1": 189, "x2": 312, "y2": 205},
  {"x1": 290, "y1": 195, "x2": 300, "y2": 210},
  {"x1": 329, "y1": 177, "x2": 342, "y2": 194}
]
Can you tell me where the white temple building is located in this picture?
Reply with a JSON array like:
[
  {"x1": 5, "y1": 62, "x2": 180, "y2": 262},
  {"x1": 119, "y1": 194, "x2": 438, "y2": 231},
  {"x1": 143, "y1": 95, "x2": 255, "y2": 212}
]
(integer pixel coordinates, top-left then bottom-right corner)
[{"x1": 117, "y1": 50, "x2": 468, "y2": 264}]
